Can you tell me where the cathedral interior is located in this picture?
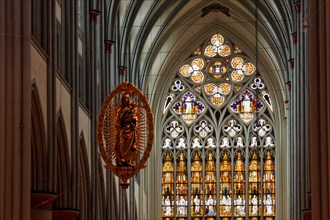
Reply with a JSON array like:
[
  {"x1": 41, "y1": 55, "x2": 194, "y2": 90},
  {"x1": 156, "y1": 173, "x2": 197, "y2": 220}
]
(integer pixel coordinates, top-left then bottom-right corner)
[{"x1": 1, "y1": 0, "x2": 330, "y2": 219}]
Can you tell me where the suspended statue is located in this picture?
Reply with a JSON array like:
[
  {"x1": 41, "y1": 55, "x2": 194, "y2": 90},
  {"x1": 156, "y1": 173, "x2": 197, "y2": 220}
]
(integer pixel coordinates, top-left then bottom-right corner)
[
  {"x1": 115, "y1": 92, "x2": 138, "y2": 166},
  {"x1": 97, "y1": 81, "x2": 154, "y2": 188}
]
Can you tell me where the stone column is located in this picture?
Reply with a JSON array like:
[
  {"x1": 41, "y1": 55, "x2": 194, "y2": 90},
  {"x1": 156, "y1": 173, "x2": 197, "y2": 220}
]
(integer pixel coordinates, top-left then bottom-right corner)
[
  {"x1": 0, "y1": 0, "x2": 31, "y2": 220},
  {"x1": 30, "y1": 193, "x2": 57, "y2": 220},
  {"x1": 309, "y1": 0, "x2": 330, "y2": 219},
  {"x1": 52, "y1": 209, "x2": 79, "y2": 220}
]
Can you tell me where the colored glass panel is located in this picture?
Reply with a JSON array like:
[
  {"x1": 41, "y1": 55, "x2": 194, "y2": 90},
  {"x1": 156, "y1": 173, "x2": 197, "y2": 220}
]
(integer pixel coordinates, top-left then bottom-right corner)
[{"x1": 161, "y1": 33, "x2": 276, "y2": 219}]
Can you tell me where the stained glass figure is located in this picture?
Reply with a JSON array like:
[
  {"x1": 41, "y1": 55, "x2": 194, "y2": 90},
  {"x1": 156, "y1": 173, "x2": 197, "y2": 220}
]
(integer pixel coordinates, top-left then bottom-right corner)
[
  {"x1": 233, "y1": 151, "x2": 246, "y2": 217},
  {"x1": 191, "y1": 152, "x2": 203, "y2": 217},
  {"x1": 205, "y1": 151, "x2": 216, "y2": 216},
  {"x1": 249, "y1": 150, "x2": 261, "y2": 217},
  {"x1": 263, "y1": 150, "x2": 275, "y2": 218},
  {"x1": 230, "y1": 90, "x2": 264, "y2": 123},
  {"x1": 162, "y1": 152, "x2": 174, "y2": 218},
  {"x1": 220, "y1": 151, "x2": 232, "y2": 217},
  {"x1": 176, "y1": 152, "x2": 188, "y2": 218},
  {"x1": 172, "y1": 92, "x2": 206, "y2": 124}
]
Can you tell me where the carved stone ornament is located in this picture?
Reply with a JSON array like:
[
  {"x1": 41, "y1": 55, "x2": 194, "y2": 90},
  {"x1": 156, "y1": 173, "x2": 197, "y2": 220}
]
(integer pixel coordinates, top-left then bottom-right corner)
[{"x1": 97, "y1": 81, "x2": 154, "y2": 189}]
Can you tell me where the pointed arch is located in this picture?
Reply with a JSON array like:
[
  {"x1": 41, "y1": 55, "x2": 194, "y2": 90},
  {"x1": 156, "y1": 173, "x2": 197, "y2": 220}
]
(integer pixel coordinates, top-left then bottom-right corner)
[
  {"x1": 79, "y1": 133, "x2": 91, "y2": 220},
  {"x1": 158, "y1": 33, "x2": 279, "y2": 219},
  {"x1": 31, "y1": 83, "x2": 47, "y2": 191},
  {"x1": 55, "y1": 111, "x2": 71, "y2": 208},
  {"x1": 97, "y1": 157, "x2": 106, "y2": 219}
]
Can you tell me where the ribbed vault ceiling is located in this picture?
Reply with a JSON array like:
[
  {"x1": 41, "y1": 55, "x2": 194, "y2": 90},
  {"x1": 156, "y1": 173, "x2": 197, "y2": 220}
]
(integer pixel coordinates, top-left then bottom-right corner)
[{"x1": 108, "y1": 0, "x2": 294, "y2": 111}]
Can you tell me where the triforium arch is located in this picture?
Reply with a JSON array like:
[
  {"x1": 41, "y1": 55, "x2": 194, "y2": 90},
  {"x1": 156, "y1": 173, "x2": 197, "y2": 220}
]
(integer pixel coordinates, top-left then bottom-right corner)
[
  {"x1": 31, "y1": 83, "x2": 47, "y2": 192},
  {"x1": 55, "y1": 111, "x2": 71, "y2": 209},
  {"x1": 158, "y1": 32, "x2": 282, "y2": 219},
  {"x1": 79, "y1": 133, "x2": 91, "y2": 220}
]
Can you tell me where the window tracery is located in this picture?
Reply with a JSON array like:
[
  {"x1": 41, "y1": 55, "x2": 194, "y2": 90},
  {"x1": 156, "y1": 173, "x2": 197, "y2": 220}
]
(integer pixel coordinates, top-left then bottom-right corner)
[{"x1": 161, "y1": 33, "x2": 276, "y2": 219}]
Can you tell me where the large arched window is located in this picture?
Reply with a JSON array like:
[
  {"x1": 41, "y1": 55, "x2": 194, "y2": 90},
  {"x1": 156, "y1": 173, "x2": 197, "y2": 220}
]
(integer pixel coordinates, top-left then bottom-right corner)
[{"x1": 161, "y1": 33, "x2": 275, "y2": 219}]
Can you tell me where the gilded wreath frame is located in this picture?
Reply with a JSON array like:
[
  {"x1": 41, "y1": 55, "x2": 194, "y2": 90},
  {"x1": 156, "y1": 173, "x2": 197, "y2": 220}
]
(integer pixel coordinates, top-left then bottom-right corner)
[{"x1": 97, "y1": 81, "x2": 154, "y2": 188}]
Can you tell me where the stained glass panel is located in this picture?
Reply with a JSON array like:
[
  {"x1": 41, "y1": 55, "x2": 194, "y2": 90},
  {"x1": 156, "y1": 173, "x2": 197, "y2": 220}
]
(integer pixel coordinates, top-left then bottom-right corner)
[
  {"x1": 231, "y1": 70, "x2": 245, "y2": 82},
  {"x1": 191, "y1": 151, "x2": 203, "y2": 217},
  {"x1": 162, "y1": 152, "x2": 174, "y2": 217},
  {"x1": 211, "y1": 34, "x2": 224, "y2": 46},
  {"x1": 172, "y1": 92, "x2": 206, "y2": 125},
  {"x1": 161, "y1": 33, "x2": 276, "y2": 219},
  {"x1": 233, "y1": 150, "x2": 246, "y2": 217},
  {"x1": 176, "y1": 151, "x2": 188, "y2": 217},
  {"x1": 263, "y1": 150, "x2": 275, "y2": 219},
  {"x1": 218, "y1": 44, "x2": 231, "y2": 57},
  {"x1": 208, "y1": 60, "x2": 228, "y2": 79},
  {"x1": 180, "y1": 64, "x2": 193, "y2": 77},
  {"x1": 191, "y1": 71, "x2": 204, "y2": 83},
  {"x1": 249, "y1": 150, "x2": 261, "y2": 217},
  {"x1": 220, "y1": 150, "x2": 232, "y2": 217},
  {"x1": 205, "y1": 151, "x2": 216, "y2": 216},
  {"x1": 204, "y1": 45, "x2": 217, "y2": 57},
  {"x1": 191, "y1": 58, "x2": 205, "y2": 70}
]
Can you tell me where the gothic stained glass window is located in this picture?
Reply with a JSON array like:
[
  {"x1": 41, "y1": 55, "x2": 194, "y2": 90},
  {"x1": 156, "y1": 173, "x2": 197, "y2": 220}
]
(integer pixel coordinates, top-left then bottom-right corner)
[{"x1": 161, "y1": 33, "x2": 276, "y2": 219}]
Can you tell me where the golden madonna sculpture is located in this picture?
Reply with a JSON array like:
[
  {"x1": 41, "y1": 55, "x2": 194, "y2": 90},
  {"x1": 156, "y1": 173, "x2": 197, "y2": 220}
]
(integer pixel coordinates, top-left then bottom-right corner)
[{"x1": 97, "y1": 81, "x2": 154, "y2": 189}]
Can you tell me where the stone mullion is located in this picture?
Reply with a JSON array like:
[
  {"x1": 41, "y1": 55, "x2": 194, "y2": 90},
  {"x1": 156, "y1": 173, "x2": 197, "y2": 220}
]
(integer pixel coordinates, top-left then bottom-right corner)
[
  {"x1": 89, "y1": 5, "x2": 99, "y2": 219},
  {"x1": 48, "y1": 0, "x2": 57, "y2": 195},
  {"x1": 245, "y1": 147, "x2": 249, "y2": 219},
  {"x1": 186, "y1": 129, "x2": 191, "y2": 219},
  {"x1": 70, "y1": 0, "x2": 79, "y2": 210},
  {"x1": 216, "y1": 145, "x2": 220, "y2": 220},
  {"x1": 309, "y1": 1, "x2": 330, "y2": 219}
]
